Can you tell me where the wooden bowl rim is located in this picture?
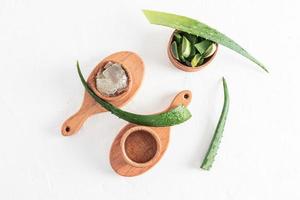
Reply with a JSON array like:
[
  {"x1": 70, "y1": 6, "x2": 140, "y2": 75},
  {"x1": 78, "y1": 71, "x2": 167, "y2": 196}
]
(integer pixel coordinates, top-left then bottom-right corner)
[{"x1": 120, "y1": 126, "x2": 161, "y2": 168}]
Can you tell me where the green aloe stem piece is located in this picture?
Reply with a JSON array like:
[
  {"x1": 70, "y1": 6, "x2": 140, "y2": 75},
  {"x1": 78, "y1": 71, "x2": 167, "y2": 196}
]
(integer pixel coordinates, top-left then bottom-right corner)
[
  {"x1": 191, "y1": 54, "x2": 203, "y2": 67},
  {"x1": 194, "y1": 40, "x2": 213, "y2": 55},
  {"x1": 171, "y1": 41, "x2": 180, "y2": 60},
  {"x1": 181, "y1": 36, "x2": 191, "y2": 58},
  {"x1": 201, "y1": 77, "x2": 229, "y2": 170},
  {"x1": 173, "y1": 32, "x2": 182, "y2": 44},
  {"x1": 77, "y1": 61, "x2": 192, "y2": 127},
  {"x1": 143, "y1": 9, "x2": 268, "y2": 73}
]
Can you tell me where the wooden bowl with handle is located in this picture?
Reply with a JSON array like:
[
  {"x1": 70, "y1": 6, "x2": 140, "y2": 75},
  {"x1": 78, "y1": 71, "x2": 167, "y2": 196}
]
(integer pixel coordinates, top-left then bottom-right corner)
[
  {"x1": 61, "y1": 51, "x2": 144, "y2": 136},
  {"x1": 110, "y1": 90, "x2": 192, "y2": 177}
]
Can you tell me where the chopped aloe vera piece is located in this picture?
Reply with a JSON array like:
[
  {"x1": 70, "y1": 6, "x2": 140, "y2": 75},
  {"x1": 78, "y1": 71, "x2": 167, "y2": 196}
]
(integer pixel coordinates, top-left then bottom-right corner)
[
  {"x1": 181, "y1": 36, "x2": 191, "y2": 58},
  {"x1": 184, "y1": 60, "x2": 191, "y2": 67},
  {"x1": 173, "y1": 32, "x2": 182, "y2": 44},
  {"x1": 143, "y1": 10, "x2": 268, "y2": 72},
  {"x1": 179, "y1": 54, "x2": 186, "y2": 63},
  {"x1": 188, "y1": 46, "x2": 197, "y2": 60},
  {"x1": 191, "y1": 54, "x2": 203, "y2": 67},
  {"x1": 171, "y1": 41, "x2": 180, "y2": 60},
  {"x1": 182, "y1": 32, "x2": 198, "y2": 44},
  {"x1": 194, "y1": 40, "x2": 213, "y2": 55},
  {"x1": 198, "y1": 57, "x2": 204, "y2": 65},
  {"x1": 177, "y1": 42, "x2": 184, "y2": 62},
  {"x1": 203, "y1": 43, "x2": 217, "y2": 58}
]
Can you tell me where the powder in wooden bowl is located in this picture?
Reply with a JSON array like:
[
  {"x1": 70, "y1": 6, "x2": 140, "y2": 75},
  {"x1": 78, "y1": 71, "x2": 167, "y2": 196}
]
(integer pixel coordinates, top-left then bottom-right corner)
[{"x1": 125, "y1": 130, "x2": 157, "y2": 163}]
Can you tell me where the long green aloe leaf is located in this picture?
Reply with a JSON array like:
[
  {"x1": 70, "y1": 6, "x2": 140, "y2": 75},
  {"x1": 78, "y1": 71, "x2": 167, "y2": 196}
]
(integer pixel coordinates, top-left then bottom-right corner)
[
  {"x1": 201, "y1": 77, "x2": 229, "y2": 170},
  {"x1": 77, "y1": 61, "x2": 192, "y2": 127},
  {"x1": 143, "y1": 10, "x2": 268, "y2": 73}
]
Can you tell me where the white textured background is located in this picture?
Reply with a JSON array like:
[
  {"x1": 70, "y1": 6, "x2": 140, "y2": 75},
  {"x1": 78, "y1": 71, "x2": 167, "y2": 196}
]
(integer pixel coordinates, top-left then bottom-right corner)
[{"x1": 0, "y1": 0, "x2": 299, "y2": 199}]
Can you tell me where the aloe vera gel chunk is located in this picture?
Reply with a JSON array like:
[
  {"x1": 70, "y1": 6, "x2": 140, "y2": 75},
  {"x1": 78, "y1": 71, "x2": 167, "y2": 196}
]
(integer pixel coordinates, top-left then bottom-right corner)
[{"x1": 96, "y1": 62, "x2": 129, "y2": 96}]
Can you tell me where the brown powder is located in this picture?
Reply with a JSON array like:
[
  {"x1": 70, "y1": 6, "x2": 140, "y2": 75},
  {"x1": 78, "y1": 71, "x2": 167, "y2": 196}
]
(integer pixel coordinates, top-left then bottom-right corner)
[{"x1": 125, "y1": 130, "x2": 157, "y2": 163}]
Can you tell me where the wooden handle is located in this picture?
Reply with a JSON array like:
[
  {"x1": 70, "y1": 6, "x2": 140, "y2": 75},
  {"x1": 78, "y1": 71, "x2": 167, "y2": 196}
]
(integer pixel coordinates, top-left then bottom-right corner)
[
  {"x1": 167, "y1": 90, "x2": 192, "y2": 111},
  {"x1": 61, "y1": 105, "x2": 99, "y2": 136},
  {"x1": 61, "y1": 90, "x2": 107, "y2": 136},
  {"x1": 61, "y1": 52, "x2": 144, "y2": 136}
]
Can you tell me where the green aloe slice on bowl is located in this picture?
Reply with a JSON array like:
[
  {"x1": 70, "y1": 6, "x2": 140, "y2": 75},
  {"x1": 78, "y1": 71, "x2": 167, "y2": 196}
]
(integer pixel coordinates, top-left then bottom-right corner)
[
  {"x1": 203, "y1": 43, "x2": 217, "y2": 58},
  {"x1": 201, "y1": 77, "x2": 229, "y2": 170},
  {"x1": 143, "y1": 10, "x2": 268, "y2": 72},
  {"x1": 194, "y1": 40, "x2": 213, "y2": 55},
  {"x1": 173, "y1": 32, "x2": 182, "y2": 44},
  {"x1": 191, "y1": 54, "x2": 204, "y2": 67},
  {"x1": 181, "y1": 36, "x2": 191, "y2": 58},
  {"x1": 77, "y1": 61, "x2": 192, "y2": 127},
  {"x1": 182, "y1": 32, "x2": 198, "y2": 44},
  {"x1": 171, "y1": 41, "x2": 180, "y2": 60}
]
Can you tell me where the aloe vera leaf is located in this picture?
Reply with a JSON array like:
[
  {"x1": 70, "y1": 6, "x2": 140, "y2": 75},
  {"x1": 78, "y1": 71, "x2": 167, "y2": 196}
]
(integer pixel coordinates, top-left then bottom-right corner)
[
  {"x1": 77, "y1": 61, "x2": 192, "y2": 127},
  {"x1": 173, "y1": 32, "x2": 182, "y2": 44},
  {"x1": 203, "y1": 43, "x2": 217, "y2": 58},
  {"x1": 143, "y1": 10, "x2": 268, "y2": 73},
  {"x1": 191, "y1": 54, "x2": 203, "y2": 67},
  {"x1": 171, "y1": 41, "x2": 180, "y2": 60},
  {"x1": 181, "y1": 36, "x2": 191, "y2": 58},
  {"x1": 201, "y1": 77, "x2": 229, "y2": 170},
  {"x1": 194, "y1": 40, "x2": 213, "y2": 55}
]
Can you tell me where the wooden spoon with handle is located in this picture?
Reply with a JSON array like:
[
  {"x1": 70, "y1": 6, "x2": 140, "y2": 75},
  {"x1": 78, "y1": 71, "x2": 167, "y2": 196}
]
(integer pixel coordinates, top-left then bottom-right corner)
[{"x1": 61, "y1": 51, "x2": 144, "y2": 136}]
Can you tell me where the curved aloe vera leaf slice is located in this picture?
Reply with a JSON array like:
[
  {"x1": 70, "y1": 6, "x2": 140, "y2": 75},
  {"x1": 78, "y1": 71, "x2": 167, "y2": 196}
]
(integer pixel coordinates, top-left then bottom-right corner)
[
  {"x1": 181, "y1": 36, "x2": 191, "y2": 58},
  {"x1": 194, "y1": 40, "x2": 213, "y2": 55},
  {"x1": 171, "y1": 41, "x2": 180, "y2": 60},
  {"x1": 77, "y1": 62, "x2": 192, "y2": 127},
  {"x1": 188, "y1": 46, "x2": 197, "y2": 60},
  {"x1": 203, "y1": 43, "x2": 217, "y2": 58},
  {"x1": 191, "y1": 54, "x2": 203, "y2": 67},
  {"x1": 143, "y1": 10, "x2": 268, "y2": 73},
  {"x1": 201, "y1": 77, "x2": 229, "y2": 170},
  {"x1": 183, "y1": 32, "x2": 198, "y2": 44},
  {"x1": 173, "y1": 32, "x2": 182, "y2": 44}
]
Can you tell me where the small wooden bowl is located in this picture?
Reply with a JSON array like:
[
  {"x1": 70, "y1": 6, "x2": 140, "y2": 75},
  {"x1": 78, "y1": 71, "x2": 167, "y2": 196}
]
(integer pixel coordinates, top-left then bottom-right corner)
[
  {"x1": 61, "y1": 51, "x2": 144, "y2": 136},
  {"x1": 167, "y1": 31, "x2": 218, "y2": 72},
  {"x1": 120, "y1": 126, "x2": 161, "y2": 168},
  {"x1": 110, "y1": 90, "x2": 192, "y2": 177}
]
